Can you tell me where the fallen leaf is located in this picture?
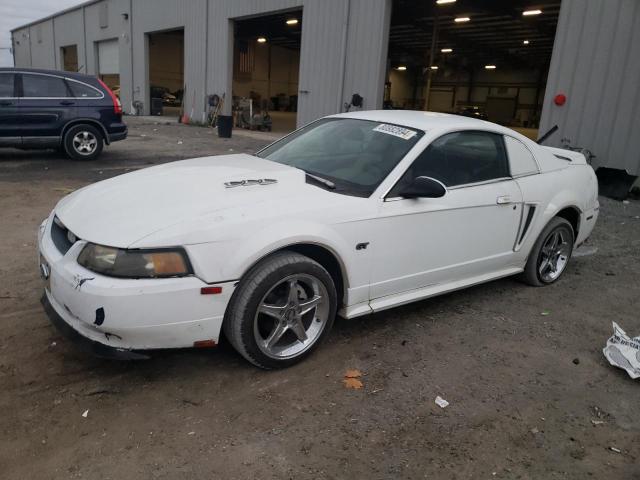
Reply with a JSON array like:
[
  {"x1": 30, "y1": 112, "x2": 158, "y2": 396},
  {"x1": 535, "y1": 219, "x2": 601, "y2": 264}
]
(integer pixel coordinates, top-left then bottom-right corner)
[
  {"x1": 343, "y1": 377, "x2": 363, "y2": 389},
  {"x1": 344, "y1": 369, "x2": 362, "y2": 379}
]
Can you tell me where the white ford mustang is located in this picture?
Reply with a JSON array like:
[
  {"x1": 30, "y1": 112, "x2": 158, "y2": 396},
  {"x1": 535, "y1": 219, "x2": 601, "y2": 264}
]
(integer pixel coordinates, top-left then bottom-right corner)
[{"x1": 38, "y1": 111, "x2": 599, "y2": 368}]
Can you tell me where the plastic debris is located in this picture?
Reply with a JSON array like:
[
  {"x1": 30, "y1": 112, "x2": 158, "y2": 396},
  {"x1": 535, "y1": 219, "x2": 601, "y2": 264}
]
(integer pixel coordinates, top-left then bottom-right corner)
[
  {"x1": 177, "y1": 140, "x2": 183, "y2": 145},
  {"x1": 435, "y1": 396, "x2": 449, "y2": 408},
  {"x1": 81, "y1": 409, "x2": 89, "y2": 418},
  {"x1": 603, "y1": 322, "x2": 640, "y2": 379},
  {"x1": 541, "y1": 310, "x2": 550, "y2": 316},
  {"x1": 591, "y1": 420, "x2": 605, "y2": 426},
  {"x1": 609, "y1": 446, "x2": 621, "y2": 454}
]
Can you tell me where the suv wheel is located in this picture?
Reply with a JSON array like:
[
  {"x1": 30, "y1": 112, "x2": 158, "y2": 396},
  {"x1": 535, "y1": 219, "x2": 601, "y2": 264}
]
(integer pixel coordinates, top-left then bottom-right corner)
[{"x1": 63, "y1": 124, "x2": 104, "y2": 161}]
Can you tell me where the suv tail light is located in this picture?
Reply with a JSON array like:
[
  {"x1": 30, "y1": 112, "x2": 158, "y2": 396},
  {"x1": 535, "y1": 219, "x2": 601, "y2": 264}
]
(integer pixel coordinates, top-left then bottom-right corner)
[{"x1": 98, "y1": 78, "x2": 123, "y2": 115}]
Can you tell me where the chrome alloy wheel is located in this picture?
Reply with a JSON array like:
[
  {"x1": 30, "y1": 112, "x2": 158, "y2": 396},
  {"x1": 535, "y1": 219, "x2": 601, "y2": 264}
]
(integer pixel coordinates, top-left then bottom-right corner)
[
  {"x1": 538, "y1": 230, "x2": 572, "y2": 282},
  {"x1": 72, "y1": 131, "x2": 98, "y2": 155},
  {"x1": 254, "y1": 274, "x2": 330, "y2": 360}
]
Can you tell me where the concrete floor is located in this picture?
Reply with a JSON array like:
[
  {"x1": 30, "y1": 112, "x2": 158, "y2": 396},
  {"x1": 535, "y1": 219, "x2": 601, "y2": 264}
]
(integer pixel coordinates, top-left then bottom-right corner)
[{"x1": 1, "y1": 116, "x2": 639, "y2": 479}]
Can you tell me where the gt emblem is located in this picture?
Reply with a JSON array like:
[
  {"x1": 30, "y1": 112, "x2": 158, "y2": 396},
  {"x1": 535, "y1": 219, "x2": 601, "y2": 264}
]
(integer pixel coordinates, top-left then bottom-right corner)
[{"x1": 224, "y1": 179, "x2": 278, "y2": 188}]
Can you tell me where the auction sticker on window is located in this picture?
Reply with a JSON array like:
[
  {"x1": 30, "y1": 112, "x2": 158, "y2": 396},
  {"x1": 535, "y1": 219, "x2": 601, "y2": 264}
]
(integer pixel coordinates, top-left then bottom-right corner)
[{"x1": 373, "y1": 123, "x2": 418, "y2": 140}]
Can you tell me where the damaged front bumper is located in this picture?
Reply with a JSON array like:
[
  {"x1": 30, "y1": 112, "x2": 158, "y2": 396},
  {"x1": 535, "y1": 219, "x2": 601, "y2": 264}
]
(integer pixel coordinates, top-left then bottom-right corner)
[
  {"x1": 37, "y1": 215, "x2": 235, "y2": 358},
  {"x1": 41, "y1": 293, "x2": 148, "y2": 360}
]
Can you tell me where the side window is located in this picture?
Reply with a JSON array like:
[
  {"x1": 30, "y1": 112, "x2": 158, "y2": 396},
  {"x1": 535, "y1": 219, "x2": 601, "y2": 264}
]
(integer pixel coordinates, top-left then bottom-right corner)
[
  {"x1": 67, "y1": 80, "x2": 102, "y2": 98},
  {"x1": 21, "y1": 74, "x2": 70, "y2": 98},
  {"x1": 0, "y1": 73, "x2": 15, "y2": 97},
  {"x1": 391, "y1": 130, "x2": 509, "y2": 194},
  {"x1": 505, "y1": 136, "x2": 538, "y2": 176}
]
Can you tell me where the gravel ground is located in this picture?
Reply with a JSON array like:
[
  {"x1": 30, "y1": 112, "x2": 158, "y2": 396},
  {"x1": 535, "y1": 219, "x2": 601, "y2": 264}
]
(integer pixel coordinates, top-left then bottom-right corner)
[{"x1": 1, "y1": 117, "x2": 639, "y2": 479}]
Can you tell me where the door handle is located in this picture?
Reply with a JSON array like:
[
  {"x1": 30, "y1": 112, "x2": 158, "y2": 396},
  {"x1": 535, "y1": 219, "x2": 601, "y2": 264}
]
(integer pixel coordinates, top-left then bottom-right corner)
[
  {"x1": 60, "y1": 100, "x2": 75, "y2": 106},
  {"x1": 496, "y1": 195, "x2": 512, "y2": 205}
]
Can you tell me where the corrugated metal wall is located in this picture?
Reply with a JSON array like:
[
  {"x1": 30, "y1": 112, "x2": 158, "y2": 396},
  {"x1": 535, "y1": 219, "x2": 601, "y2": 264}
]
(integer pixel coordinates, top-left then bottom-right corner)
[
  {"x1": 11, "y1": 0, "x2": 392, "y2": 127},
  {"x1": 540, "y1": 0, "x2": 640, "y2": 175}
]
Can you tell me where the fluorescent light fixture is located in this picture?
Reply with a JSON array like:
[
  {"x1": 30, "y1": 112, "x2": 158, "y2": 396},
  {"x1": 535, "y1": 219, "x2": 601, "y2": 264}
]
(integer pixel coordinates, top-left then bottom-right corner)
[
  {"x1": 395, "y1": 66, "x2": 407, "y2": 71},
  {"x1": 485, "y1": 64, "x2": 497, "y2": 70},
  {"x1": 430, "y1": 66, "x2": 439, "y2": 70},
  {"x1": 523, "y1": 40, "x2": 530, "y2": 45},
  {"x1": 257, "y1": 37, "x2": 267, "y2": 43},
  {"x1": 436, "y1": 0, "x2": 456, "y2": 4},
  {"x1": 523, "y1": 9, "x2": 542, "y2": 16},
  {"x1": 286, "y1": 18, "x2": 298, "y2": 25},
  {"x1": 441, "y1": 48, "x2": 453, "y2": 53},
  {"x1": 454, "y1": 16, "x2": 470, "y2": 23}
]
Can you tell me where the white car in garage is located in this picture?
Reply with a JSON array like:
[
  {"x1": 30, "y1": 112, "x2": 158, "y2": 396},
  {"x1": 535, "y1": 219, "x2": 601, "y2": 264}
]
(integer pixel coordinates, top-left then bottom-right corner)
[{"x1": 38, "y1": 110, "x2": 599, "y2": 368}]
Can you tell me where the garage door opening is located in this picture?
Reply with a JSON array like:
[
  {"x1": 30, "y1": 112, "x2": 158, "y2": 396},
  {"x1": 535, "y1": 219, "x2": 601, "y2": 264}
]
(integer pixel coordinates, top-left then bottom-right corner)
[
  {"x1": 386, "y1": 0, "x2": 560, "y2": 139},
  {"x1": 96, "y1": 39, "x2": 119, "y2": 95},
  {"x1": 233, "y1": 10, "x2": 302, "y2": 133},
  {"x1": 61, "y1": 45, "x2": 78, "y2": 72},
  {"x1": 147, "y1": 28, "x2": 184, "y2": 117}
]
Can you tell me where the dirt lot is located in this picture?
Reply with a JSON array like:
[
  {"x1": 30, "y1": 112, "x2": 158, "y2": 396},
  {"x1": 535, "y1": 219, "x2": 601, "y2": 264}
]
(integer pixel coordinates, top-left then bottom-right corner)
[{"x1": 1, "y1": 117, "x2": 639, "y2": 479}]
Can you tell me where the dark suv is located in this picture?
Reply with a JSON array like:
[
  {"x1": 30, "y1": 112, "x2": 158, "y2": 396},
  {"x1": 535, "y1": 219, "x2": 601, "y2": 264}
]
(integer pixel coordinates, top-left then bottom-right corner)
[{"x1": 0, "y1": 68, "x2": 127, "y2": 160}]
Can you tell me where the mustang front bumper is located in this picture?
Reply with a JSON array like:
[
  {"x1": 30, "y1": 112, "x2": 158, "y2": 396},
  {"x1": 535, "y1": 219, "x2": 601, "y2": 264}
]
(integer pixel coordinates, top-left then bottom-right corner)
[{"x1": 38, "y1": 216, "x2": 235, "y2": 358}]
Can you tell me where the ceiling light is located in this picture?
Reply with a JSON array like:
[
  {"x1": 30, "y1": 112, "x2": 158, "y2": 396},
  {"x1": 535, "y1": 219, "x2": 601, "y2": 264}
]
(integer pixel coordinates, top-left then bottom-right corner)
[
  {"x1": 485, "y1": 65, "x2": 496, "y2": 70},
  {"x1": 523, "y1": 9, "x2": 542, "y2": 16},
  {"x1": 430, "y1": 66, "x2": 439, "y2": 70},
  {"x1": 523, "y1": 40, "x2": 530, "y2": 45},
  {"x1": 454, "y1": 17, "x2": 470, "y2": 23},
  {"x1": 436, "y1": 0, "x2": 456, "y2": 4},
  {"x1": 286, "y1": 19, "x2": 298, "y2": 25},
  {"x1": 257, "y1": 37, "x2": 267, "y2": 43},
  {"x1": 395, "y1": 66, "x2": 407, "y2": 71},
  {"x1": 441, "y1": 48, "x2": 453, "y2": 53}
]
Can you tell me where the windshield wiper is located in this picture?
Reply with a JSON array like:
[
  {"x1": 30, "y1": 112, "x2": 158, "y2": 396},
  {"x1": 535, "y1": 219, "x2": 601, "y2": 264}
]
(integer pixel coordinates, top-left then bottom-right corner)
[{"x1": 305, "y1": 172, "x2": 336, "y2": 190}]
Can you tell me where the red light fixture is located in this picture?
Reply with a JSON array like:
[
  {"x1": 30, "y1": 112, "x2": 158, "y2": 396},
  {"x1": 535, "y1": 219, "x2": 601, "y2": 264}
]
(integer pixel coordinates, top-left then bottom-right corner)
[{"x1": 554, "y1": 93, "x2": 567, "y2": 106}]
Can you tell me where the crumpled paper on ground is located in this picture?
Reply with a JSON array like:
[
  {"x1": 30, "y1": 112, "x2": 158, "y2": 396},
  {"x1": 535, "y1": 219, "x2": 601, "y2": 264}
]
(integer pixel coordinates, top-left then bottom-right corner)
[{"x1": 603, "y1": 322, "x2": 640, "y2": 379}]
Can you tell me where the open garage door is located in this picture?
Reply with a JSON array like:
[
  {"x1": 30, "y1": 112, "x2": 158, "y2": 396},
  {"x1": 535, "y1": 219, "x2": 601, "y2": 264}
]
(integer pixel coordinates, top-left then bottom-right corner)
[
  {"x1": 386, "y1": 0, "x2": 561, "y2": 139},
  {"x1": 233, "y1": 10, "x2": 302, "y2": 134},
  {"x1": 147, "y1": 29, "x2": 184, "y2": 117},
  {"x1": 97, "y1": 39, "x2": 119, "y2": 93}
]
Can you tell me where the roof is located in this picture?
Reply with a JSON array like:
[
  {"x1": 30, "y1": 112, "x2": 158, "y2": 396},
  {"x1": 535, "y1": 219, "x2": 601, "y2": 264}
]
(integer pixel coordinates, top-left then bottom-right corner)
[
  {"x1": 10, "y1": 0, "x2": 101, "y2": 32},
  {"x1": 0, "y1": 67, "x2": 97, "y2": 80},
  {"x1": 331, "y1": 109, "x2": 513, "y2": 135}
]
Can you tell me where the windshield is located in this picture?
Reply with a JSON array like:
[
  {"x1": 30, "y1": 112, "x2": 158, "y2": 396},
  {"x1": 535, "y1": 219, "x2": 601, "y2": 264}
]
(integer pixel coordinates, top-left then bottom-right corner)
[{"x1": 257, "y1": 118, "x2": 424, "y2": 196}]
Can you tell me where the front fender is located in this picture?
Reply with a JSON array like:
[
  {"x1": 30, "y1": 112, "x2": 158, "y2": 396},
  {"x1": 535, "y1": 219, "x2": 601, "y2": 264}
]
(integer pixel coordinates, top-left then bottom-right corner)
[{"x1": 185, "y1": 219, "x2": 357, "y2": 287}]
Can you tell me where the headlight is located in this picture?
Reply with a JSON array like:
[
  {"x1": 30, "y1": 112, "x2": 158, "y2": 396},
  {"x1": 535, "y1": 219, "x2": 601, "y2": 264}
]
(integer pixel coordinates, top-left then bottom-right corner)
[{"x1": 77, "y1": 243, "x2": 192, "y2": 278}]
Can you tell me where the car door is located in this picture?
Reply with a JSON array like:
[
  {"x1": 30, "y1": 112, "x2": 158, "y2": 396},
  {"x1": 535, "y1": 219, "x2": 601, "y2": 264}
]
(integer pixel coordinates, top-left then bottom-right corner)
[
  {"x1": 0, "y1": 72, "x2": 20, "y2": 146},
  {"x1": 369, "y1": 130, "x2": 523, "y2": 299},
  {"x1": 17, "y1": 72, "x2": 77, "y2": 146}
]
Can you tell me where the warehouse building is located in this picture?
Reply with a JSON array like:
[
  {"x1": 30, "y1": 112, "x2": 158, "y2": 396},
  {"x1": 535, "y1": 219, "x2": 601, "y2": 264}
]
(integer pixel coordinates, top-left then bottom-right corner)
[{"x1": 10, "y1": 0, "x2": 640, "y2": 185}]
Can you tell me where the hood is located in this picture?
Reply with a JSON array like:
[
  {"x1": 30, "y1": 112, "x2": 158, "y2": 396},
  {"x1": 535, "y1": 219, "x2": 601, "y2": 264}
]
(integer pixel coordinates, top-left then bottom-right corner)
[{"x1": 55, "y1": 154, "x2": 335, "y2": 247}]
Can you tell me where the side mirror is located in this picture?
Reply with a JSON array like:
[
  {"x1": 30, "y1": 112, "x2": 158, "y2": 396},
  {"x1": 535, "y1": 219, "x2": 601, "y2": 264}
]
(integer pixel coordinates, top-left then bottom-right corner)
[{"x1": 398, "y1": 176, "x2": 446, "y2": 199}]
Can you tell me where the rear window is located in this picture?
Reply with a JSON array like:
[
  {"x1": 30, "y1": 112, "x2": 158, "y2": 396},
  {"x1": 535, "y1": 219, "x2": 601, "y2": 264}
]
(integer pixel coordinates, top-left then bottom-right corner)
[
  {"x1": 0, "y1": 73, "x2": 15, "y2": 97},
  {"x1": 68, "y1": 80, "x2": 102, "y2": 98},
  {"x1": 22, "y1": 74, "x2": 69, "y2": 98}
]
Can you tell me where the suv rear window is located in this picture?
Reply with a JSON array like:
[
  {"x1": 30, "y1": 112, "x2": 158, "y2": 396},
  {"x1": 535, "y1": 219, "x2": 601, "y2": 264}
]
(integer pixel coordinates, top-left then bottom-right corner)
[
  {"x1": 68, "y1": 80, "x2": 102, "y2": 98},
  {"x1": 22, "y1": 74, "x2": 69, "y2": 98}
]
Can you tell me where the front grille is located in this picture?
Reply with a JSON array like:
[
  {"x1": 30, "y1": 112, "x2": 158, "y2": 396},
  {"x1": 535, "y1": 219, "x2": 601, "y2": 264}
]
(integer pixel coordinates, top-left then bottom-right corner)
[{"x1": 51, "y1": 216, "x2": 77, "y2": 254}]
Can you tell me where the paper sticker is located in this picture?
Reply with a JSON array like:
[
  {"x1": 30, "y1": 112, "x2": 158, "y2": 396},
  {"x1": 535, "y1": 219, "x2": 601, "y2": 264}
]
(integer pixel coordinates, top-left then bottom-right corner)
[{"x1": 373, "y1": 123, "x2": 418, "y2": 140}]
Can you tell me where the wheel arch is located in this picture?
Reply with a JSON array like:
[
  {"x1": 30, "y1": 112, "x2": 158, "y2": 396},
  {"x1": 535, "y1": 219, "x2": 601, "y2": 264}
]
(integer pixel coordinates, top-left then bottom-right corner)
[
  {"x1": 238, "y1": 242, "x2": 348, "y2": 308},
  {"x1": 555, "y1": 205, "x2": 581, "y2": 239},
  {"x1": 61, "y1": 119, "x2": 110, "y2": 145}
]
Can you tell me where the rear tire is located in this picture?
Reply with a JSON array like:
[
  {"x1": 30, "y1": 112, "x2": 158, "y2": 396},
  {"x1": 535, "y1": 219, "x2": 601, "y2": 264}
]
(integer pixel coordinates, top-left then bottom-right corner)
[
  {"x1": 522, "y1": 217, "x2": 574, "y2": 286},
  {"x1": 223, "y1": 251, "x2": 337, "y2": 369},
  {"x1": 63, "y1": 124, "x2": 104, "y2": 161}
]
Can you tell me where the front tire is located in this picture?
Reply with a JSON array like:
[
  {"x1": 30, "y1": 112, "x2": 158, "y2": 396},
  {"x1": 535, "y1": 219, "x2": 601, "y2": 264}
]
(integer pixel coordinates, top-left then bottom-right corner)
[
  {"x1": 223, "y1": 252, "x2": 337, "y2": 369},
  {"x1": 63, "y1": 124, "x2": 104, "y2": 161},
  {"x1": 522, "y1": 217, "x2": 575, "y2": 286}
]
